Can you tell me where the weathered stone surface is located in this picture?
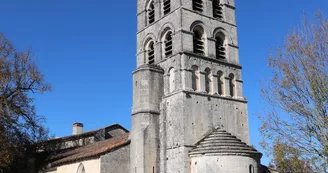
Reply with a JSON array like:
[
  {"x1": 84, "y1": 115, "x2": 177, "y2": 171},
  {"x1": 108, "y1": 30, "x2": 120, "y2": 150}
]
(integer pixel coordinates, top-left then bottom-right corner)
[
  {"x1": 100, "y1": 145, "x2": 130, "y2": 173},
  {"x1": 131, "y1": 65, "x2": 164, "y2": 173},
  {"x1": 131, "y1": 0, "x2": 262, "y2": 172},
  {"x1": 190, "y1": 155, "x2": 260, "y2": 173}
]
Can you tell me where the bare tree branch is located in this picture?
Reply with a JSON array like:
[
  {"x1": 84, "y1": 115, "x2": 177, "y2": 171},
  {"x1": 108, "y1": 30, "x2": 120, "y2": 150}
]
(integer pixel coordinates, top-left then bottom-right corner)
[
  {"x1": 260, "y1": 11, "x2": 328, "y2": 172},
  {"x1": 0, "y1": 33, "x2": 51, "y2": 173}
]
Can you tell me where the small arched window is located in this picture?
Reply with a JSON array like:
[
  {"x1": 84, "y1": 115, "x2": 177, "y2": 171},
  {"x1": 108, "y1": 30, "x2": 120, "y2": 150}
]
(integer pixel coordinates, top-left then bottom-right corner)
[
  {"x1": 163, "y1": 0, "x2": 171, "y2": 15},
  {"x1": 217, "y1": 71, "x2": 224, "y2": 95},
  {"x1": 145, "y1": 41, "x2": 155, "y2": 64},
  {"x1": 147, "y1": 1, "x2": 155, "y2": 25},
  {"x1": 213, "y1": 0, "x2": 223, "y2": 19},
  {"x1": 193, "y1": 26, "x2": 205, "y2": 55},
  {"x1": 215, "y1": 32, "x2": 226, "y2": 59},
  {"x1": 191, "y1": 65, "x2": 200, "y2": 91},
  {"x1": 169, "y1": 68, "x2": 175, "y2": 93},
  {"x1": 163, "y1": 31, "x2": 173, "y2": 58},
  {"x1": 193, "y1": 0, "x2": 203, "y2": 12},
  {"x1": 77, "y1": 163, "x2": 86, "y2": 173},
  {"x1": 229, "y1": 73, "x2": 235, "y2": 97},
  {"x1": 205, "y1": 68, "x2": 212, "y2": 94},
  {"x1": 249, "y1": 164, "x2": 254, "y2": 173}
]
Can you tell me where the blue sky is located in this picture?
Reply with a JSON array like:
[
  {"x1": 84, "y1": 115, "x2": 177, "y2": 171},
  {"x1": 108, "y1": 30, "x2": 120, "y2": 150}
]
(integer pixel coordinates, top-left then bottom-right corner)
[{"x1": 1, "y1": 0, "x2": 327, "y2": 165}]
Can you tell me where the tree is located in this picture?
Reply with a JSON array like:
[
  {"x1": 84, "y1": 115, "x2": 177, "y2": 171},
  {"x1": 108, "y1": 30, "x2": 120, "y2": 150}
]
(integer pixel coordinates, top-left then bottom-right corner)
[
  {"x1": 270, "y1": 140, "x2": 314, "y2": 173},
  {"x1": 260, "y1": 11, "x2": 328, "y2": 172},
  {"x1": 0, "y1": 33, "x2": 51, "y2": 173}
]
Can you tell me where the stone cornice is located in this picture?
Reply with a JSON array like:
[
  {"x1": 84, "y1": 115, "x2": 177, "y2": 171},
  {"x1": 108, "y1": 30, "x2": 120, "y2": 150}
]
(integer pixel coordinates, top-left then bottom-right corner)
[
  {"x1": 182, "y1": 52, "x2": 242, "y2": 69},
  {"x1": 137, "y1": 7, "x2": 238, "y2": 34},
  {"x1": 163, "y1": 90, "x2": 248, "y2": 103},
  {"x1": 133, "y1": 64, "x2": 164, "y2": 74},
  {"x1": 182, "y1": 90, "x2": 248, "y2": 103},
  {"x1": 132, "y1": 110, "x2": 161, "y2": 116},
  {"x1": 181, "y1": 7, "x2": 237, "y2": 27}
]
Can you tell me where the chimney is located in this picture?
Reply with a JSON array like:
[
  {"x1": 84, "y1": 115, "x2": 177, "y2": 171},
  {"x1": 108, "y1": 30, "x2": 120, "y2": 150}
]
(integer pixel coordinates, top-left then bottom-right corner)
[{"x1": 73, "y1": 123, "x2": 83, "y2": 135}]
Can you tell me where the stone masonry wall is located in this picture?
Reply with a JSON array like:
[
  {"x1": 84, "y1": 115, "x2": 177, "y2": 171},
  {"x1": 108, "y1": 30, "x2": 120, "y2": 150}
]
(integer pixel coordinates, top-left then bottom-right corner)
[{"x1": 100, "y1": 145, "x2": 130, "y2": 173}]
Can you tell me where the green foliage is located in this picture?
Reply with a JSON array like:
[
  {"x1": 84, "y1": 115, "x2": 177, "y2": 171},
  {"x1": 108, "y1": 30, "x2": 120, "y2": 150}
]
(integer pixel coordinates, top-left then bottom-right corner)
[{"x1": 272, "y1": 140, "x2": 314, "y2": 173}]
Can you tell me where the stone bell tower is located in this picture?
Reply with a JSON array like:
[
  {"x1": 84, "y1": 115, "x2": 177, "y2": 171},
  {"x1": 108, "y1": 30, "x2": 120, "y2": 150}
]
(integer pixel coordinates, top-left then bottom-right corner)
[{"x1": 131, "y1": 0, "x2": 262, "y2": 173}]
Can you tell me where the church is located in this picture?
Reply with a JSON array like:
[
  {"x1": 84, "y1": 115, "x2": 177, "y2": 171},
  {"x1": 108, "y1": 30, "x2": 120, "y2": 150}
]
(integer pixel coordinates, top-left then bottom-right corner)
[{"x1": 38, "y1": 0, "x2": 272, "y2": 172}]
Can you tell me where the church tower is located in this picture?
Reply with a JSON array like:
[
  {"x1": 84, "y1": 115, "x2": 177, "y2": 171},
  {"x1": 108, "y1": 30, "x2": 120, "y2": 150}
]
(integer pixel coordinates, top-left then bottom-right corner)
[{"x1": 131, "y1": 0, "x2": 262, "y2": 173}]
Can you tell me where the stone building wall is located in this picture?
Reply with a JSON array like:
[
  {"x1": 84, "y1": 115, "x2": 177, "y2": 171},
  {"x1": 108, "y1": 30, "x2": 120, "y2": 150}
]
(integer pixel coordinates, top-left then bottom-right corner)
[
  {"x1": 190, "y1": 156, "x2": 260, "y2": 173},
  {"x1": 56, "y1": 159, "x2": 100, "y2": 173},
  {"x1": 100, "y1": 145, "x2": 130, "y2": 173}
]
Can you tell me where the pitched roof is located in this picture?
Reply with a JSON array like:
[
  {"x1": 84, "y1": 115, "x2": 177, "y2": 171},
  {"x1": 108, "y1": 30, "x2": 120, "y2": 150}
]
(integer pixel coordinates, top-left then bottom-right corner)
[
  {"x1": 189, "y1": 128, "x2": 262, "y2": 158},
  {"x1": 43, "y1": 124, "x2": 128, "y2": 144},
  {"x1": 46, "y1": 133, "x2": 130, "y2": 167}
]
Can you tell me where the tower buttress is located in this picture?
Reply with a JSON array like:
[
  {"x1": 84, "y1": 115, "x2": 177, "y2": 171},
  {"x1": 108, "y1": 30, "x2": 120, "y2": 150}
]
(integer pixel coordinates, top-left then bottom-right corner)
[{"x1": 130, "y1": 65, "x2": 163, "y2": 173}]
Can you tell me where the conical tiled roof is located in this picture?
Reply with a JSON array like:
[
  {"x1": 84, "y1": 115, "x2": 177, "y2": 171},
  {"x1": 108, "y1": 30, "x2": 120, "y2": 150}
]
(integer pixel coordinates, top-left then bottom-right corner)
[{"x1": 189, "y1": 129, "x2": 262, "y2": 158}]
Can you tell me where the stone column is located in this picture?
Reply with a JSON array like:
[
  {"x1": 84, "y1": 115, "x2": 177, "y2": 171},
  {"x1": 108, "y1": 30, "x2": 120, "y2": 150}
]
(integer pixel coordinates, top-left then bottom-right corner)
[
  {"x1": 235, "y1": 79, "x2": 243, "y2": 99},
  {"x1": 224, "y1": 76, "x2": 230, "y2": 97},
  {"x1": 207, "y1": 38, "x2": 216, "y2": 59},
  {"x1": 199, "y1": 71, "x2": 206, "y2": 93},
  {"x1": 212, "y1": 74, "x2": 219, "y2": 95}
]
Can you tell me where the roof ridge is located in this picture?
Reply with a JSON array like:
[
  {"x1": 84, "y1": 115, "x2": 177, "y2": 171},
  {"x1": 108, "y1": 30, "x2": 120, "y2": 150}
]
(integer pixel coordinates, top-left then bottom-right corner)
[
  {"x1": 193, "y1": 126, "x2": 221, "y2": 146},
  {"x1": 39, "y1": 124, "x2": 129, "y2": 145}
]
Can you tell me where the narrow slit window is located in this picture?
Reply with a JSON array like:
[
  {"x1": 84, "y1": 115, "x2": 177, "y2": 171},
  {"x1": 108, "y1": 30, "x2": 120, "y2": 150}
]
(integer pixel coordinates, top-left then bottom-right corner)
[
  {"x1": 193, "y1": 26, "x2": 205, "y2": 55},
  {"x1": 148, "y1": 42, "x2": 155, "y2": 64},
  {"x1": 148, "y1": 1, "x2": 155, "y2": 25},
  {"x1": 164, "y1": 31, "x2": 173, "y2": 57},
  {"x1": 229, "y1": 73, "x2": 235, "y2": 97},
  {"x1": 193, "y1": 0, "x2": 203, "y2": 12},
  {"x1": 163, "y1": 0, "x2": 171, "y2": 15},
  {"x1": 217, "y1": 71, "x2": 223, "y2": 95},
  {"x1": 249, "y1": 165, "x2": 254, "y2": 173},
  {"x1": 213, "y1": 0, "x2": 223, "y2": 19},
  {"x1": 77, "y1": 163, "x2": 86, "y2": 173},
  {"x1": 215, "y1": 32, "x2": 226, "y2": 59}
]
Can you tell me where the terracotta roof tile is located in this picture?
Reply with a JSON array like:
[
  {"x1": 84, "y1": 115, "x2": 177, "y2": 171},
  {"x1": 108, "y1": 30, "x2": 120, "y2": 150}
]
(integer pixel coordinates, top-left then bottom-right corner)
[
  {"x1": 47, "y1": 133, "x2": 130, "y2": 167},
  {"x1": 189, "y1": 129, "x2": 262, "y2": 158}
]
